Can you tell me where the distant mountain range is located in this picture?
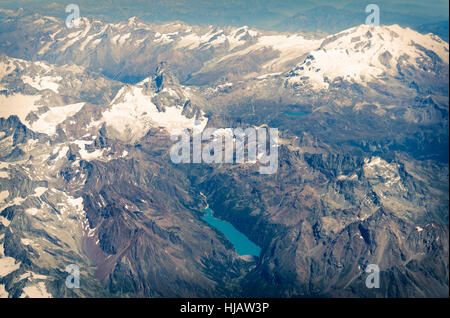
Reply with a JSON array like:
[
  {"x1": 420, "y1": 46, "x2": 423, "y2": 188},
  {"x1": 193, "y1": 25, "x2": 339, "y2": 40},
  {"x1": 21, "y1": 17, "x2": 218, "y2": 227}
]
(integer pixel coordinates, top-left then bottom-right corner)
[
  {"x1": 274, "y1": 5, "x2": 449, "y2": 41},
  {"x1": 0, "y1": 0, "x2": 448, "y2": 39}
]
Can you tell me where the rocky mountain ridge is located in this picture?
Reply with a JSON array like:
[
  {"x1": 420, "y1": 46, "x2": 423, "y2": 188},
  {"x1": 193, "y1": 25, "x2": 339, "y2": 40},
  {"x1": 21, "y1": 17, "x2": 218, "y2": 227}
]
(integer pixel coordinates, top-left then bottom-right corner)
[{"x1": 0, "y1": 10, "x2": 448, "y2": 297}]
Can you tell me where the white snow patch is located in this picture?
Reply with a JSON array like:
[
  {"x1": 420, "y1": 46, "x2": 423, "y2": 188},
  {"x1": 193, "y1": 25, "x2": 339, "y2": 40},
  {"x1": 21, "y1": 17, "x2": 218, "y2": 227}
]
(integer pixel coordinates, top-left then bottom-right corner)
[
  {"x1": 288, "y1": 24, "x2": 449, "y2": 89},
  {"x1": 80, "y1": 25, "x2": 107, "y2": 50},
  {"x1": 25, "y1": 208, "x2": 39, "y2": 216},
  {"x1": 118, "y1": 33, "x2": 131, "y2": 45},
  {"x1": 0, "y1": 216, "x2": 10, "y2": 227},
  {"x1": 56, "y1": 146, "x2": 69, "y2": 161},
  {"x1": 32, "y1": 187, "x2": 47, "y2": 197},
  {"x1": 101, "y1": 86, "x2": 208, "y2": 141},
  {"x1": 0, "y1": 257, "x2": 20, "y2": 278},
  {"x1": 21, "y1": 238, "x2": 33, "y2": 246},
  {"x1": 0, "y1": 94, "x2": 41, "y2": 124},
  {"x1": 31, "y1": 103, "x2": 85, "y2": 135},
  {"x1": 153, "y1": 32, "x2": 176, "y2": 44},
  {"x1": 73, "y1": 140, "x2": 103, "y2": 161},
  {"x1": 22, "y1": 75, "x2": 62, "y2": 93},
  {"x1": 0, "y1": 284, "x2": 8, "y2": 298},
  {"x1": 67, "y1": 196, "x2": 84, "y2": 212},
  {"x1": 363, "y1": 156, "x2": 404, "y2": 189},
  {"x1": 20, "y1": 282, "x2": 52, "y2": 298},
  {"x1": 0, "y1": 190, "x2": 9, "y2": 202}
]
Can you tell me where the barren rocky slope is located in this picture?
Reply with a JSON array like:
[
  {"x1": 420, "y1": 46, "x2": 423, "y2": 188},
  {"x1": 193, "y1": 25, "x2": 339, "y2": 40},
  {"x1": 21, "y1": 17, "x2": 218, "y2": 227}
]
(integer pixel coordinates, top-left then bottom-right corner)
[{"x1": 0, "y1": 10, "x2": 448, "y2": 297}]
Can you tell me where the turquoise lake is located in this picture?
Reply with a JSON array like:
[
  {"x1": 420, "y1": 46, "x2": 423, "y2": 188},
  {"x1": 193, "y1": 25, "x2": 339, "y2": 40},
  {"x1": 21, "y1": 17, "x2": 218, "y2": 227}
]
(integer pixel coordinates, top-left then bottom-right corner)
[{"x1": 202, "y1": 208, "x2": 261, "y2": 257}]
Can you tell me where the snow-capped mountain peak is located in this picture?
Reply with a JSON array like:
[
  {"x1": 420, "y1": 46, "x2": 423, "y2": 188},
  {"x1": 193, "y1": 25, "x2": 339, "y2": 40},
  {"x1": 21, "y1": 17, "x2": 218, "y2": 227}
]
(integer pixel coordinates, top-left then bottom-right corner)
[{"x1": 287, "y1": 24, "x2": 449, "y2": 89}]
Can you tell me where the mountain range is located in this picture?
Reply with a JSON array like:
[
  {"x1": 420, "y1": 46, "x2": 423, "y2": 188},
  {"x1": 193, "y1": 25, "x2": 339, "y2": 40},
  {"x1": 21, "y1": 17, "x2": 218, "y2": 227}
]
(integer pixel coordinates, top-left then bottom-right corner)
[{"x1": 0, "y1": 8, "x2": 448, "y2": 297}]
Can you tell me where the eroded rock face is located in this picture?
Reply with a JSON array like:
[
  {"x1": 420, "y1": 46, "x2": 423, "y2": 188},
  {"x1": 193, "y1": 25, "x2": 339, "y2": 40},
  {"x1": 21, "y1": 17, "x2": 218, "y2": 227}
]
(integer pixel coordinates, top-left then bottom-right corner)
[
  {"x1": 187, "y1": 146, "x2": 448, "y2": 297},
  {"x1": 0, "y1": 10, "x2": 448, "y2": 297}
]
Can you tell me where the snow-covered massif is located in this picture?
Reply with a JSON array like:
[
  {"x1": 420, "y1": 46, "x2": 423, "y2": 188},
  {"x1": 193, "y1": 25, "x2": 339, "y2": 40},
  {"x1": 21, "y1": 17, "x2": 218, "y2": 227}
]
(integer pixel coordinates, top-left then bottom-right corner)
[
  {"x1": 1, "y1": 18, "x2": 449, "y2": 140},
  {"x1": 0, "y1": 10, "x2": 448, "y2": 298},
  {"x1": 30, "y1": 103, "x2": 85, "y2": 135},
  {"x1": 287, "y1": 24, "x2": 449, "y2": 89},
  {"x1": 100, "y1": 85, "x2": 208, "y2": 142}
]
